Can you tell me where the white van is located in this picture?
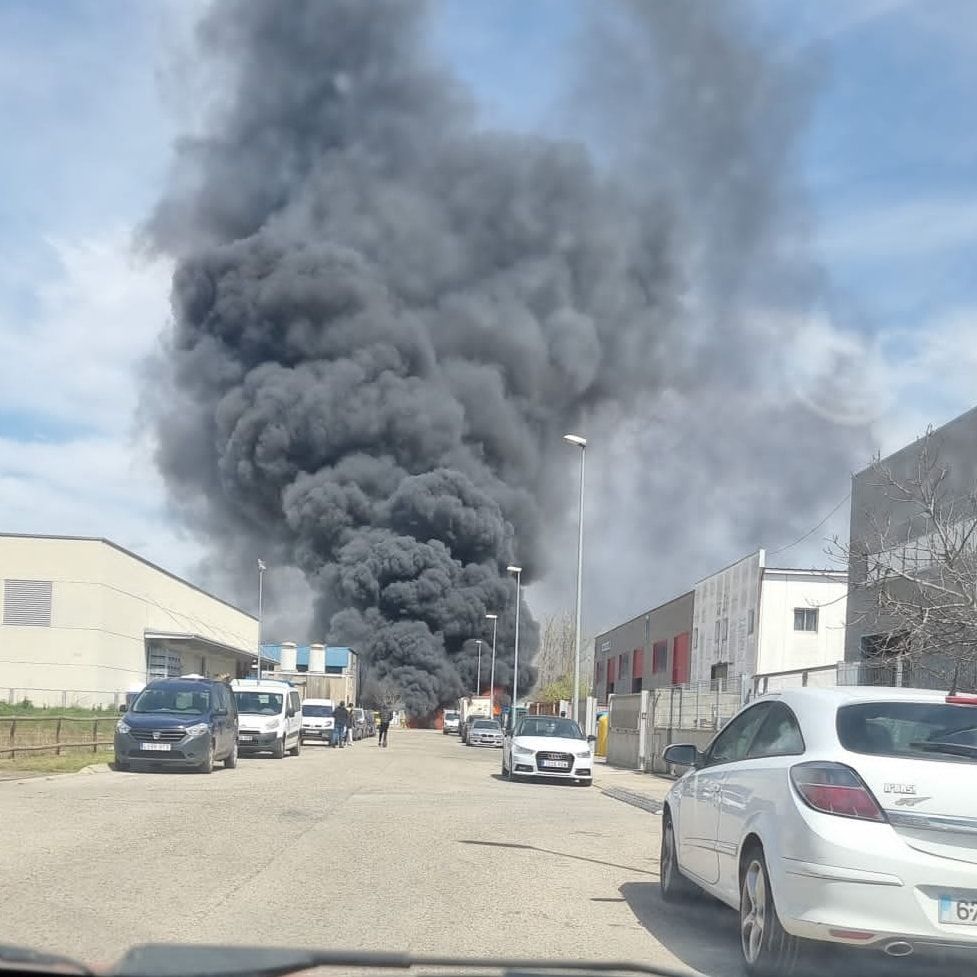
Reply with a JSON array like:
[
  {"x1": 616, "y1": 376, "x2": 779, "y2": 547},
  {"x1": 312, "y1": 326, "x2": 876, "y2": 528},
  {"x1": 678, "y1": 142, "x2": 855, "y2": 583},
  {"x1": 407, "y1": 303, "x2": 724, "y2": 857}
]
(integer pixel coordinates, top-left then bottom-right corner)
[
  {"x1": 231, "y1": 679, "x2": 302, "y2": 758},
  {"x1": 300, "y1": 698, "x2": 335, "y2": 744}
]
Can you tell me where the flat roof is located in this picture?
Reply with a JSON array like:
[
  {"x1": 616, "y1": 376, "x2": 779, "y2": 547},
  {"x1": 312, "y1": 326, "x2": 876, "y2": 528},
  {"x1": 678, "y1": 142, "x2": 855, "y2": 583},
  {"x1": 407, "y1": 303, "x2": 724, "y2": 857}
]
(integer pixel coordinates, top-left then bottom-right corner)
[
  {"x1": 763, "y1": 567, "x2": 846, "y2": 577},
  {"x1": 0, "y1": 532, "x2": 256, "y2": 621}
]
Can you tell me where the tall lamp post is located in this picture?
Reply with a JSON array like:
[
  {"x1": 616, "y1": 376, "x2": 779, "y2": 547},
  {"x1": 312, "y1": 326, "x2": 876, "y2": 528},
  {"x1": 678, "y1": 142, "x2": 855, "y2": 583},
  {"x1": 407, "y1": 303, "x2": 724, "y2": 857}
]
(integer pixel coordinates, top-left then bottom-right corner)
[
  {"x1": 475, "y1": 638, "x2": 483, "y2": 695},
  {"x1": 506, "y1": 565, "x2": 522, "y2": 732},
  {"x1": 257, "y1": 558, "x2": 266, "y2": 680},
  {"x1": 563, "y1": 433, "x2": 587, "y2": 722},
  {"x1": 485, "y1": 613, "x2": 498, "y2": 719}
]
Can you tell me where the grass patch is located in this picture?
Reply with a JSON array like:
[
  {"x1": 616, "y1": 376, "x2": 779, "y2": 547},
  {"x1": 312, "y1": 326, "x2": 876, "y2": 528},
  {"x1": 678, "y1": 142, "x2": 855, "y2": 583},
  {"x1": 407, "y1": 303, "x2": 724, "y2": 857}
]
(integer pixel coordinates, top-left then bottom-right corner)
[{"x1": 0, "y1": 750, "x2": 114, "y2": 775}]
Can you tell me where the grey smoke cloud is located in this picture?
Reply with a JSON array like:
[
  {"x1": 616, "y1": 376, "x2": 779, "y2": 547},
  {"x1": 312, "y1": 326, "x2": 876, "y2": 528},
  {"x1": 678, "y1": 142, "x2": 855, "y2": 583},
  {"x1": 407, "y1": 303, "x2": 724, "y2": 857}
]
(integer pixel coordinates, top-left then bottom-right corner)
[{"x1": 146, "y1": 0, "x2": 869, "y2": 710}]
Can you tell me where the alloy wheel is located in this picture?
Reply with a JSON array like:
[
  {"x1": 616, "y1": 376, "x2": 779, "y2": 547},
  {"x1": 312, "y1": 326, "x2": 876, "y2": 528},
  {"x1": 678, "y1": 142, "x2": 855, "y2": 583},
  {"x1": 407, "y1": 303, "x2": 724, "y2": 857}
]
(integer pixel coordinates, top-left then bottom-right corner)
[{"x1": 741, "y1": 859, "x2": 766, "y2": 965}]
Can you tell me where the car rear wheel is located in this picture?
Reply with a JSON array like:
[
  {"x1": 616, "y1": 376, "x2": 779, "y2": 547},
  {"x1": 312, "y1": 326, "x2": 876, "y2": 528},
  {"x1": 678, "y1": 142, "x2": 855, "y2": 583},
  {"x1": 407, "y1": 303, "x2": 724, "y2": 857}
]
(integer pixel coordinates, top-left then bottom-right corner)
[
  {"x1": 660, "y1": 811, "x2": 696, "y2": 902},
  {"x1": 289, "y1": 735, "x2": 301, "y2": 756},
  {"x1": 272, "y1": 735, "x2": 286, "y2": 759},
  {"x1": 740, "y1": 846, "x2": 802, "y2": 976},
  {"x1": 224, "y1": 741, "x2": 238, "y2": 769}
]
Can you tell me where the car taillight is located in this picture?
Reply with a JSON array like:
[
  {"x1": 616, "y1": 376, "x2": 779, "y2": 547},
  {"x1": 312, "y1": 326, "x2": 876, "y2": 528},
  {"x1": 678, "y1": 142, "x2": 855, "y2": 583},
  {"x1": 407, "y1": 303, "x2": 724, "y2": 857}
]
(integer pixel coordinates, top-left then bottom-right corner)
[{"x1": 790, "y1": 761, "x2": 886, "y2": 822}]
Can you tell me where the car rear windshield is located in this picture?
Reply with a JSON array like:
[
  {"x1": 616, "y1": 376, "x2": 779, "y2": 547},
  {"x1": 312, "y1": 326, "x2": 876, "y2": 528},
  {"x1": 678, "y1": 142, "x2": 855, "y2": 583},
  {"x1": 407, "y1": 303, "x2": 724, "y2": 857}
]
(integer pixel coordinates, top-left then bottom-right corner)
[
  {"x1": 837, "y1": 701, "x2": 977, "y2": 762},
  {"x1": 515, "y1": 717, "x2": 584, "y2": 739},
  {"x1": 234, "y1": 691, "x2": 283, "y2": 715},
  {"x1": 473, "y1": 720, "x2": 500, "y2": 729},
  {"x1": 302, "y1": 704, "x2": 333, "y2": 717},
  {"x1": 132, "y1": 687, "x2": 209, "y2": 714}
]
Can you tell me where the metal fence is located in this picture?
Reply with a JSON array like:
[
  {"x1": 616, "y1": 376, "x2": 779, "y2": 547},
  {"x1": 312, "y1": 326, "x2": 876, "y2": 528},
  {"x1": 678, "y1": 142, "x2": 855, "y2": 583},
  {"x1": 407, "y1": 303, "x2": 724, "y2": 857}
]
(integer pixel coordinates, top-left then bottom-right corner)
[{"x1": 1, "y1": 687, "x2": 123, "y2": 710}]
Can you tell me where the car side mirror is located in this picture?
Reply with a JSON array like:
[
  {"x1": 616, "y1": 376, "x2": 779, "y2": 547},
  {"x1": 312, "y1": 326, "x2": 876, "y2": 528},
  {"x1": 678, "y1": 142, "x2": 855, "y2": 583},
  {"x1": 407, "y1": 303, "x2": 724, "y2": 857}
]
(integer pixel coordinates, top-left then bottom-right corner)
[
  {"x1": 214, "y1": 708, "x2": 227, "y2": 717},
  {"x1": 287, "y1": 707, "x2": 296, "y2": 717},
  {"x1": 587, "y1": 735, "x2": 597, "y2": 744},
  {"x1": 119, "y1": 704, "x2": 128, "y2": 713},
  {"x1": 663, "y1": 743, "x2": 703, "y2": 769}
]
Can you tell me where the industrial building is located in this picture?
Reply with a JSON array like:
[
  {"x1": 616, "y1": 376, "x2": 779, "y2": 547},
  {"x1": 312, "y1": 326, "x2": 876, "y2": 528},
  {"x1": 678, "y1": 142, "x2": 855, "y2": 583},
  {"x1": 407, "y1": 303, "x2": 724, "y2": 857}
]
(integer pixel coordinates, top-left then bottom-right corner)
[
  {"x1": 0, "y1": 533, "x2": 259, "y2": 707},
  {"x1": 259, "y1": 642, "x2": 359, "y2": 703},
  {"x1": 594, "y1": 549, "x2": 847, "y2": 698},
  {"x1": 845, "y1": 404, "x2": 977, "y2": 681}
]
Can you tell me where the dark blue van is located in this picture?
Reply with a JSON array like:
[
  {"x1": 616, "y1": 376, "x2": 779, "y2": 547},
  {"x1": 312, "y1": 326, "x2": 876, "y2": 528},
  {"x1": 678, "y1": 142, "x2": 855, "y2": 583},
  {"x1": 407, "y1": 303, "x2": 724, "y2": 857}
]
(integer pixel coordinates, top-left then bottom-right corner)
[{"x1": 114, "y1": 677, "x2": 239, "y2": 773}]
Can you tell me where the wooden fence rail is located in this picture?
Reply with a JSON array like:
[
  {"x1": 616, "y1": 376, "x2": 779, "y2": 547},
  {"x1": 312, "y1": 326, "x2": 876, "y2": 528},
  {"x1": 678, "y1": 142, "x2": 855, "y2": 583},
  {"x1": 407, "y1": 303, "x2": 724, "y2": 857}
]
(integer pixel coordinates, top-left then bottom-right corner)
[{"x1": 1, "y1": 716, "x2": 116, "y2": 759}]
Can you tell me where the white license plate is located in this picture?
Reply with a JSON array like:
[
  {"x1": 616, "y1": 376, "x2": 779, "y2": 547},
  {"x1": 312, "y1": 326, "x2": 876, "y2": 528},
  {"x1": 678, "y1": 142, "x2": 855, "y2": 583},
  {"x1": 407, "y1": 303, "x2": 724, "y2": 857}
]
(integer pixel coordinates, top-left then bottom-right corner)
[
  {"x1": 239, "y1": 735, "x2": 254, "y2": 742},
  {"x1": 939, "y1": 897, "x2": 977, "y2": 924},
  {"x1": 541, "y1": 760, "x2": 570, "y2": 769},
  {"x1": 139, "y1": 742, "x2": 172, "y2": 752}
]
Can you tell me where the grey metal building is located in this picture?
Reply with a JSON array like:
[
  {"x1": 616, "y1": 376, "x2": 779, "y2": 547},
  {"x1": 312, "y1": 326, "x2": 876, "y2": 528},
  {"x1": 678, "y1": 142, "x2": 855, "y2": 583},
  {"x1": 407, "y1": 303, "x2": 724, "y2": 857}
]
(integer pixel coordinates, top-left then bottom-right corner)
[
  {"x1": 593, "y1": 592, "x2": 694, "y2": 699},
  {"x1": 845, "y1": 404, "x2": 977, "y2": 676}
]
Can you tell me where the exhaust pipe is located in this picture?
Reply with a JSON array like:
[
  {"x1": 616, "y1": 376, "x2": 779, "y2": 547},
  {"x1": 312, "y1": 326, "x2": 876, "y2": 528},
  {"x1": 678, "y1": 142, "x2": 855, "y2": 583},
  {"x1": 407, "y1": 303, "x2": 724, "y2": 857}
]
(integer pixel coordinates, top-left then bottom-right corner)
[{"x1": 884, "y1": 941, "x2": 914, "y2": 957}]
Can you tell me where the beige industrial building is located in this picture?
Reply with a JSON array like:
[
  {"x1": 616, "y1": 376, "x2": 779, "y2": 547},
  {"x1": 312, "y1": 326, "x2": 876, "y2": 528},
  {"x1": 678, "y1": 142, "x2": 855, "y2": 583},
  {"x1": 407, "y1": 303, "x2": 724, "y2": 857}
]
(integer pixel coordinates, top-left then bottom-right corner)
[{"x1": 0, "y1": 533, "x2": 259, "y2": 708}]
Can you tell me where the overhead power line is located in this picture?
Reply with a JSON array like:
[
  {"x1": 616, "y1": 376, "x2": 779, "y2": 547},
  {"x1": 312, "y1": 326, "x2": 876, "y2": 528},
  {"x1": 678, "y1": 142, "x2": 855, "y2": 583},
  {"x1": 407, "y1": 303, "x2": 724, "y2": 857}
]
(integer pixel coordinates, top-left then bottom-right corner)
[{"x1": 768, "y1": 492, "x2": 851, "y2": 557}]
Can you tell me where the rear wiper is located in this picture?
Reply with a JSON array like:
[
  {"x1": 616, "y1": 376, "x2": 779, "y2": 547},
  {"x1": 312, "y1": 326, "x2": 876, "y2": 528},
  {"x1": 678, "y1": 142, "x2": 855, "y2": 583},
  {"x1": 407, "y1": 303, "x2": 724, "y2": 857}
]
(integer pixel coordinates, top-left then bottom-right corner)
[
  {"x1": 909, "y1": 741, "x2": 977, "y2": 758},
  {"x1": 110, "y1": 945, "x2": 692, "y2": 977}
]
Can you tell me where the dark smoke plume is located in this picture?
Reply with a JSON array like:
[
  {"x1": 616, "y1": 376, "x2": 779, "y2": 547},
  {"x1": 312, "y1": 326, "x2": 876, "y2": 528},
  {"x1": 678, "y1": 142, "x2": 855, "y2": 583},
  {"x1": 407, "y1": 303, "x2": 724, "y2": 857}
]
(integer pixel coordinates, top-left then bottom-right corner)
[{"x1": 147, "y1": 1, "x2": 869, "y2": 712}]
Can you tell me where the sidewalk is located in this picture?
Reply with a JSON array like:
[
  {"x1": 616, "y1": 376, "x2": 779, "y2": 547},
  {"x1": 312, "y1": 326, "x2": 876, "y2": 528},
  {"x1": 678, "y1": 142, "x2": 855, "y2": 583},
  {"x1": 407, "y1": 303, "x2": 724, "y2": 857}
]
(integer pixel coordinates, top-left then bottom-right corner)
[{"x1": 593, "y1": 757, "x2": 674, "y2": 813}]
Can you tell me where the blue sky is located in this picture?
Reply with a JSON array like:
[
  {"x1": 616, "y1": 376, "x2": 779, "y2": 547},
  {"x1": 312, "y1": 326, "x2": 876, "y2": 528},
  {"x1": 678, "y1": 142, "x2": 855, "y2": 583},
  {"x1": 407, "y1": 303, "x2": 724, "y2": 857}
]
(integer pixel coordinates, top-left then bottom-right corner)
[{"x1": 2, "y1": 0, "x2": 977, "y2": 606}]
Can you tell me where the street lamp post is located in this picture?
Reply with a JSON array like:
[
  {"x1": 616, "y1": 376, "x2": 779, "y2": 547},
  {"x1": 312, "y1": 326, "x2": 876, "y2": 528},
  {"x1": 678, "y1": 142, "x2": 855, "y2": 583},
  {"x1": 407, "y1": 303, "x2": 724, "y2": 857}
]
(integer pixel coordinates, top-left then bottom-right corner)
[
  {"x1": 475, "y1": 638, "x2": 483, "y2": 695},
  {"x1": 257, "y1": 558, "x2": 266, "y2": 680},
  {"x1": 485, "y1": 613, "x2": 498, "y2": 720},
  {"x1": 563, "y1": 434, "x2": 587, "y2": 722},
  {"x1": 506, "y1": 566, "x2": 522, "y2": 732}
]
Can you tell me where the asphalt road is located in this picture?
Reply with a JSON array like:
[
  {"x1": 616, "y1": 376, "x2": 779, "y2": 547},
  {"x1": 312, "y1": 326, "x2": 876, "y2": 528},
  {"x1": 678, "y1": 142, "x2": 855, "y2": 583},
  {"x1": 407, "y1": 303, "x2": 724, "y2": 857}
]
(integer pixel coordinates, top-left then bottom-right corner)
[{"x1": 0, "y1": 730, "x2": 945, "y2": 977}]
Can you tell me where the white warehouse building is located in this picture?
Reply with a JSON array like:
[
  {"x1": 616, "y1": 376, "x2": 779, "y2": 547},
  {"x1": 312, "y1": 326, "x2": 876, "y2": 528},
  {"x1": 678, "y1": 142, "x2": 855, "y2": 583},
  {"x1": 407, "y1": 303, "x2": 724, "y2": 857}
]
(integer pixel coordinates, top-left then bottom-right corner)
[
  {"x1": 0, "y1": 534, "x2": 259, "y2": 708},
  {"x1": 690, "y1": 549, "x2": 848, "y2": 686}
]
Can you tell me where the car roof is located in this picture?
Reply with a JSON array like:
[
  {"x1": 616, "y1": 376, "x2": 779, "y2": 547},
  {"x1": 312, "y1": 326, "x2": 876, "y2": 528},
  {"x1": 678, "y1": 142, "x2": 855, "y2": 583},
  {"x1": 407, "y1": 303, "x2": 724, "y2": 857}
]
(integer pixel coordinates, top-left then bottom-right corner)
[
  {"x1": 302, "y1": 698, "x2": 334, "y2": 705},
  {"x1": 146, "y1": 677, "x2": 218, "y2": 688},
  {"x1": 232, "y1": 682, "x2": 290, "y2": 692}
]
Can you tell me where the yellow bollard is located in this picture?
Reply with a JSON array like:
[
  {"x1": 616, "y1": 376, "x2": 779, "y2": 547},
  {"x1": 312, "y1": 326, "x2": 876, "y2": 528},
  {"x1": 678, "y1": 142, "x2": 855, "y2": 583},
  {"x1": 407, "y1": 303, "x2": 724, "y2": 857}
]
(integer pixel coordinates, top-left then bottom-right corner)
[{"x1": 595, "y1": 712, "x2": 609, "y2": 757}]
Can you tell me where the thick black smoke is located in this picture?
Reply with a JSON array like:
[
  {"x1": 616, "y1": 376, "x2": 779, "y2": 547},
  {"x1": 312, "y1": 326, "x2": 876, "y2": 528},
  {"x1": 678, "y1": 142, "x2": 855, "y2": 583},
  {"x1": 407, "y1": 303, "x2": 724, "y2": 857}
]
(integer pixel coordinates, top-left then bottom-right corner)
[{"x1": 147, "y1": 1, "x2": 869, "y2": 711}]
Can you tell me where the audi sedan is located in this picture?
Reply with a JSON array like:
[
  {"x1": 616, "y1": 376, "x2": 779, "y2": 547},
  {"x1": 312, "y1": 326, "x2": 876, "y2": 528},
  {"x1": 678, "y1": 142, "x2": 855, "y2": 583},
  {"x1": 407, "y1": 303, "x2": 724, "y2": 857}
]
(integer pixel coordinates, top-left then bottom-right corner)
[
  {"x1": 501, "y1": 716, "x2": 594, "y2": 785},
  {"x1": 660, "y1": 687, "x2": 977, "y2": 974}
]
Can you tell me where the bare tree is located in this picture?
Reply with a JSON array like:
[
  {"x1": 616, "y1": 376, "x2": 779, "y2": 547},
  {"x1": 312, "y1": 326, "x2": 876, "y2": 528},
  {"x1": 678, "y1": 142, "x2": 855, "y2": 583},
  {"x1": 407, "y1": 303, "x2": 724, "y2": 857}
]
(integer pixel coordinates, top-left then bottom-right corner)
[
  {"x1": 531, "y1": 610, "x2": 595, "y2": 699},
  {"x1": 838, "y1": 428, "x2": 977, "y2": 693}
]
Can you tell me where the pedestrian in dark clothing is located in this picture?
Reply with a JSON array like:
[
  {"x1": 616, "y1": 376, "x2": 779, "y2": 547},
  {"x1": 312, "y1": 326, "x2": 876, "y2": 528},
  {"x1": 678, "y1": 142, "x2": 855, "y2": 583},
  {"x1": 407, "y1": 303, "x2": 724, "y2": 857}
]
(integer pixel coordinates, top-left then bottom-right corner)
[
  {"x1": 333, "y1": 701, "x2": 349, "y2": 748},
  {"x1": 378, "y1": 706, "x2": 392, "y2": 747}
]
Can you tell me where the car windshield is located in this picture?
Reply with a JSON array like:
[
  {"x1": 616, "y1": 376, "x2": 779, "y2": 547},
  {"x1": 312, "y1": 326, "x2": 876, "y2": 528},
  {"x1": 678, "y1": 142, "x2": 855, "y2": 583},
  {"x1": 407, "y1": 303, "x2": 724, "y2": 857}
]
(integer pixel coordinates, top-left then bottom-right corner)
[
  {"x1": 515, "y1": 718, "x2": 584, "y2": 739},
  {"x1": 234, "y1": 692, "x2": 283, "y2": 715},
  {"x1": 444, "y1": 712, "x2": 459, "y2": 720},
  {"x1": 132, "y1": 687, "x2": 209, "y2": 715},
  {"x1": 473, "y1": 720, "x2": 500, "y2": 730},
  {"x1": 302, "y1": 705, "x2": 333, "y2": 718},
  {"x1": 837, "y1": 702, "x2": 977, "y2": 761}
]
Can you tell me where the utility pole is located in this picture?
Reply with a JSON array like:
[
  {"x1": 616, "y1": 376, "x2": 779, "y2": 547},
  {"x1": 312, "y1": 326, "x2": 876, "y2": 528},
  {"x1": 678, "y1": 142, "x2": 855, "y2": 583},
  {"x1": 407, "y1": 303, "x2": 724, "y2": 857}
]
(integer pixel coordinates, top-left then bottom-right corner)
[{"x1": 257, "y1": 559, "x2": 266, "y2": 680}]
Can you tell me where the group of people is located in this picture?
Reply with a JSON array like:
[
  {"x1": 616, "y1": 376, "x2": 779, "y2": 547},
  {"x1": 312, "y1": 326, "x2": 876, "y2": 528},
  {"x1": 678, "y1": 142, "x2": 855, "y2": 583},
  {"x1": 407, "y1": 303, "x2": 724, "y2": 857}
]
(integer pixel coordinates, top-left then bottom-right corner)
[{"x1": 330, "y1": 701, "x2": 394, "y2": 749}]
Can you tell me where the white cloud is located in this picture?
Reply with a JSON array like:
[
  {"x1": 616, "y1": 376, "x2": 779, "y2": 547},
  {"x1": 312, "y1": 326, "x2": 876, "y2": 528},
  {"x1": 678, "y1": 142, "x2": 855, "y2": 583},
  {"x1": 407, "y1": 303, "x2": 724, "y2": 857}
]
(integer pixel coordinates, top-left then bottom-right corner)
[
  {"x1": 0, "y1": 228, "x2": 205, "y2": 578},
  {"x1": 816, "y1": 197, "x2": 977, "y2": 263}
]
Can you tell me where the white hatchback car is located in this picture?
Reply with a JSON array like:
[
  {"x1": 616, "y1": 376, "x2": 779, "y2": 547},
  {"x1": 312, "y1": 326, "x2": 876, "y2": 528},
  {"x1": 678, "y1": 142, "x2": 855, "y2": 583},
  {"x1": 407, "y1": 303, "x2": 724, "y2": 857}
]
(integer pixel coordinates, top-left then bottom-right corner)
[
  {"x1": 660, "y1": 687, "x2": 977, "y2": 973},
  {"x1": 501, "y1": 715, "x2": 594, "y2": 785}
]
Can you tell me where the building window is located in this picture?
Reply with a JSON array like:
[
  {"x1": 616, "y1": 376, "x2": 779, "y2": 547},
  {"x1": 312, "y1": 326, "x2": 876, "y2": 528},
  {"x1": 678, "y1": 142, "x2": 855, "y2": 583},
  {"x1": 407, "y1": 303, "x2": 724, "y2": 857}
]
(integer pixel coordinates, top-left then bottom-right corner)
[
  {"x1": 721, "y1": 617, "x2": 729, "y2": 642},
  {"x1": 692, "y1": 627, "x2": 698, "y2": 650},
  {"x1": 3, "y1": 579, "x2": 52, "y2": 627},
  {"x1": 714, "y1": 620, "x2": 721, "y2": 644},
  {"x1": 652, "y1": 641, "x2": 667, "y2": 673},
  {"x1": 747, "y1": 609, "x2": 755, "y2": 635},
  {"x1": 147, "y1": 648, "x2": 182, "y2": 679},
  {"x1": 793, "y1": 608, "x2": 818, "y2": 632}
]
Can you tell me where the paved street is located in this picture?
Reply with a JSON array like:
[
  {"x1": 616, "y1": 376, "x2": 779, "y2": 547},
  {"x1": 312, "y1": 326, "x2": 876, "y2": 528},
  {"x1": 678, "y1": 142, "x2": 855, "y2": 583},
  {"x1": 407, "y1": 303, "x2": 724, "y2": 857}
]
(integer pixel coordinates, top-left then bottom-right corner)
[{"x1": 0, "y1": 730, "x2": 743, "y2": 975}]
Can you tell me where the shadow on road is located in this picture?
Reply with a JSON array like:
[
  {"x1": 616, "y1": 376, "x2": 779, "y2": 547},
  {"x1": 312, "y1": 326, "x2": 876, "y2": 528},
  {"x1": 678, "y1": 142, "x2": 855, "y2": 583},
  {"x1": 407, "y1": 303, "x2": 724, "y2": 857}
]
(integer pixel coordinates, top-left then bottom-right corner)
[
  {"x1": 620, "y1": 883, "x2": 963, "y2": 977},
  {"x1": 488, "y1": 773, "x2": 589, "y2": 788},
  {"x1": 460, "y1": 839, "x2": 658, "y2": 877}
]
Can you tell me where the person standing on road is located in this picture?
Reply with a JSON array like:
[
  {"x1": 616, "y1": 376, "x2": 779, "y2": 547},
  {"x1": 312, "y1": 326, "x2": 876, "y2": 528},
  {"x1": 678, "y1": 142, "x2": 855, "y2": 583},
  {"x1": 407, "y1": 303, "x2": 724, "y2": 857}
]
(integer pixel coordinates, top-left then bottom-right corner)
[
  {"x1": 378, "y1": 705, "x2": 392, "y2": 748},
  {"x1": 333, "y1": 701, "x2": 349, "y2": 748}
]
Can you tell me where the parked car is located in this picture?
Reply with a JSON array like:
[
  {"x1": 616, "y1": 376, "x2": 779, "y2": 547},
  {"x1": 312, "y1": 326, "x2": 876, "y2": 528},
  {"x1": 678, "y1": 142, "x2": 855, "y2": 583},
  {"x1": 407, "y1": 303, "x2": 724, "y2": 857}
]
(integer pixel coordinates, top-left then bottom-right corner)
[
  {"x1": 460, "y1": 713, "x2": 490, "y2": 744},
  {"x1": 467, "y1": 718, "x2": 503, "y2": 748},
  {"x1": 231, "y1": 680, "x2": 302, "y2": 758},
  {"x1": 660, "y1": 687, "x2": 977, "y2": 974},
  {"x1": 114, "y1": 676, "x2": 238, "y2": 773},
  {"x1": 300, "y1": 698, "x2": 335, "y2": 744},
  {"x1": 443, "y1": 710, "x2": 461, "y2": 735},
  {"x1": 501, "y1": 715, "x2": 594, "y2": 785}
]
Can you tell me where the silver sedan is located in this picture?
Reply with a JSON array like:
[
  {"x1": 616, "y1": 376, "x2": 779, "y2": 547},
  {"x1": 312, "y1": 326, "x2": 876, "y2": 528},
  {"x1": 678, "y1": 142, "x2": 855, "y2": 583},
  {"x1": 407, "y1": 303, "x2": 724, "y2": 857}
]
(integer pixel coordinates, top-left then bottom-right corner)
[{"x1": 467, "y1": 718, "x2": 503, "y2": 748}]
